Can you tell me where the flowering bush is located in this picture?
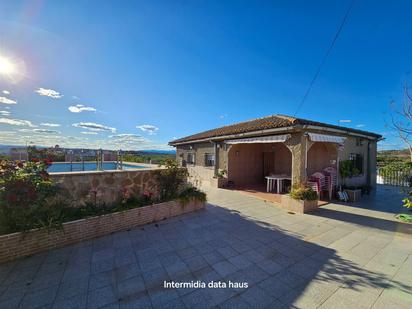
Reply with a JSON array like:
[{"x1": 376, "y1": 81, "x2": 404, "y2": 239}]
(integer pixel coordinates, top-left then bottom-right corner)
[
  {"x1": 290, "y1": 183, "x2": 318, "y2": 201},
  {"x1": 0, "y1": 159, "x2": 66, "y2": 234},
  {"x1": 155, "y1": 159, "x2": 188, "y2": 201}
]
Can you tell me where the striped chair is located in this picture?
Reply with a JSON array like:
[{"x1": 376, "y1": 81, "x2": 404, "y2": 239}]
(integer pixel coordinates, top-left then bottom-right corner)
[{"x1": 323, "y1": 167, "x2": 338, "y2": 200}]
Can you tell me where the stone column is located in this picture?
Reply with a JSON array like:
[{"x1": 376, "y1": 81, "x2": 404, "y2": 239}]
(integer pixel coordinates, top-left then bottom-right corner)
[
  {"x1": 285, "y1": 132, "x2": 307, "y2": 185},
  {"x1": 214, "y1": 142, "x2": 219, "y2": 177}
]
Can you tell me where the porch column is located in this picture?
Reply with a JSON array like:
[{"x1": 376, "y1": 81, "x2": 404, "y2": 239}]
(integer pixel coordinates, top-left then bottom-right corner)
[
  {"x1": 214, "y1": 142, "x2": 219, "y2": 177},
  {"x1": 286, "y1": 133, "x2": 308, "y2": 185}
]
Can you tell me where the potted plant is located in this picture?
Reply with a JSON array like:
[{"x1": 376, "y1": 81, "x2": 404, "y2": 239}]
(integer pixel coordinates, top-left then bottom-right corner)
[
  {"x1": 339, "y1": 160, "x2": 361, "y2": 202},
  {"x1": 210, "y1": 169, "x2": 228, "y2": 188},
  {"x1": 280, "y1": 183, "x2": 319, "y2": 213}
]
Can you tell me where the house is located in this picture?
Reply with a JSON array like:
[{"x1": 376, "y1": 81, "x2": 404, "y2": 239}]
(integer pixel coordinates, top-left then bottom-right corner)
[
  {"x1": 10, "y1": 147, "x2": 29, "y2": 161},
  {"x1": 169, "y1": 114, "x2": 382, "y2": 191}
]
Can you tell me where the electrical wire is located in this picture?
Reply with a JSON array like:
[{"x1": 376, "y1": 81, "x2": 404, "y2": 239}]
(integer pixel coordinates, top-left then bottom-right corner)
[{"x1": 293, "y1": 0, "x2": 357, "y2": 116}]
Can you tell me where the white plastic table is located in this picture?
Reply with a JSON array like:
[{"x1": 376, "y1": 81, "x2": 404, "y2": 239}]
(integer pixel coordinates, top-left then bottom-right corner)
[{"x1": 265, "y1": 175, "x2": 291, "y2": 193}]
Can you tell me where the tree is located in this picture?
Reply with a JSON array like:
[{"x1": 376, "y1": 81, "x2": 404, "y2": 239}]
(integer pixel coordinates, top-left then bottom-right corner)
[{"x1": 389, "y1": 85, "x2": 412, "y2": 162}]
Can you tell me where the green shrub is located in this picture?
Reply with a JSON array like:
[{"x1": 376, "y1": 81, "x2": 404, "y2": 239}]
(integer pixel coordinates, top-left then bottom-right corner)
[
  {"x1": 0, "y1": 159, "x2": 67, "y2": 234},
  {"x1": 155, "y1": 159, "x2": 188, "y2": 201},
  {"x1": 178, "y1": 186, "x2": 207, "y2": 206},
  {"x1": 290, "y1": 184, "x2": 318, "y2": 201}
]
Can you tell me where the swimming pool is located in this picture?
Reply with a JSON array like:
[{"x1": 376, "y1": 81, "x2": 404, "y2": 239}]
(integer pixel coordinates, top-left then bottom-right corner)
[{"x1": 47, "y1": 162, "x2": 146, "y2": 173}]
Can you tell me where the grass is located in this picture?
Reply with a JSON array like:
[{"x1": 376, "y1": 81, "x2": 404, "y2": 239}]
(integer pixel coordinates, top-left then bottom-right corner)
[{"x1": 395, "y1": 213, "x2": 412, "y2": 223}]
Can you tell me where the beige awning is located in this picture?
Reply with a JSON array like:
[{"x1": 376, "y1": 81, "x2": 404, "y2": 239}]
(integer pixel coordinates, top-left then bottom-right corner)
[
  {"x1": 225, "y1": 134, "x2": 291, "y2": 144},
  {"x1": 308, "y1": 133, "x2": 345, "y2": 144}
]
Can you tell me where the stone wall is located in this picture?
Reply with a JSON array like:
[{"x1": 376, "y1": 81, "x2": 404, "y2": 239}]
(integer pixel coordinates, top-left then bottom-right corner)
[
  {"x1": 50, "y1": 169, "x2": 161, "y2": 207},
  {"x1": 0, "y1": 199, "x2": 205, "y2": 263}
]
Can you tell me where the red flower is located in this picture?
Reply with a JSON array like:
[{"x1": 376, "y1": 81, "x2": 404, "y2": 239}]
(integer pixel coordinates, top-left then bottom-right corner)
[
  {"x1": 43, "y1": 158, "x2": 52, "y2": 166},
  {"x1": 39, "y1": 170, "x2": 49, "y2": 180},
  {"x1": 31, "y1": 158, "x2": 39, "y2": 162}
]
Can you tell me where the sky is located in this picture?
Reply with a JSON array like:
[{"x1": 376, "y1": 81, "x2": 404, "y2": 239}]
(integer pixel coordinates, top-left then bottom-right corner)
[{"x1": 0, "y1": 0, "x2": 411, "y2": 151}]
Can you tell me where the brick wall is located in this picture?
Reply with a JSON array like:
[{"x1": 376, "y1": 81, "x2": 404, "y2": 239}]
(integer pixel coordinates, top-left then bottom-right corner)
[{"x1": 0, "y1": 199, "x2": 205, "y2": 263}]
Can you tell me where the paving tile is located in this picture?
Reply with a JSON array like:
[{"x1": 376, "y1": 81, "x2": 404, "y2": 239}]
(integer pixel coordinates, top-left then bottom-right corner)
[
  {"x1": 239, "y1": 285, "x2": 276, "y2": 307},
  {"x1": 52, "y1": 293, "x2": 87, "y2": 309},
  {"x1": 256, "y1": 259, "x2": 282, "y2": 275},
  {"x1": 176, "y1": 247, "x2": 198, "y2": 260},
  {"x1": 219, "y1": 295, "x2": 252, "y2": 308},
  {"x1": 19, "y1": 284, "x2": 59, "y2": 309},
  {"x1": 319, "y1": 287, "x2": 379, "y2": 309},
  {"x1": 203, "y1": 251, "x2": 225, "y2": 265},
  {"x1": 184, "y1": 255, "x2": 209, "y2": 273},
  {"x1": 272, "y1": 269, "x2": 308, "y2": 288},
  {"x1": 117, "y1": 275, "x2": 146, "y2": 300},
  {"x1": 119, "y1": 291, "x2": 152, "y2": 309},
  {"x1": 88, "y1": 271, "x2": 116, "y2": 291},
  {"x1": 164, "y1": 261, "x2": 190, "y2": 278},
  {"x1": 56, "y1": 276, "x2": 89, "y2": 300},
  {"x1": 148, "y1": 286, "x2": 180, "y2": 308},
  {"x1": 207, "y1": 285, "x2": 238, "y2": 306},
  {"x1": 0, "y1": 296, "x2": 22, "y2": 309},
  {"x1": 241, "y1": 264, "x2": 270, "y2": 286},
  {"x1": 139, "y1": 258, "x2": 163, "y2": 272},
  {"x1": 28, "y1": 270, "x2": 64, "y2": 292},
  {"x1": 241, "y1": 250, "x2": 265, "y2": 264},
  {"x1": 212, "y1": 261, "x2": 238, "y2": 277},
  {"x1": 227, "y1": 255, "x2": 252, "y2": 270},
  {"x1": 217, "y1": 247, "x2": 238, "y2": 259},
  {"x1": 182, "y1": 289, "x2": 211, "y2": 308},
  {"x1": 142, "y1": 267, "x2": 169, "y2": 290},
  {"x1": 194, "y1": 266, "x2": 222, "y2": 283},
  {"x1": 258, "y1": 276, "x2": 292, "y2": 298},
  {"x1": 87, "y1": 285, "x2": 118, "y2": 309},
  {"x1": 91, "y1": 258, "x2": 115, "y2": 274}
]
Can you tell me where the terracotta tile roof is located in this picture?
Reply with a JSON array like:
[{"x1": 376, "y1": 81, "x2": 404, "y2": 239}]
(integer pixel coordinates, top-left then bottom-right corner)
[{"x1": 169, "y1": 114, "x2": 382, "y2": 145}]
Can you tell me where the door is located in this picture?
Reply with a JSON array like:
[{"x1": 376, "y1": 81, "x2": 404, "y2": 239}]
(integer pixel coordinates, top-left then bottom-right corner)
[{"x1": 263, "y1": 152, "x2": 275, "y2": 177}]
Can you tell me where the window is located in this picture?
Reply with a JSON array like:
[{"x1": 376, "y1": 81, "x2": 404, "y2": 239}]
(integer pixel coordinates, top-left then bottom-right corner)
[
  {"x1": 187, "y1": 153, "x2": 195, "y2": 165},
  {"x1": 204, "y1": 153, "x2": 215, "y2": 167},
  {"x1": 349, "y1": 153, "x2": 363, "y2": 174},
  {"x1": 356, "y1": 138, "x2": 363, "y2": 146}
]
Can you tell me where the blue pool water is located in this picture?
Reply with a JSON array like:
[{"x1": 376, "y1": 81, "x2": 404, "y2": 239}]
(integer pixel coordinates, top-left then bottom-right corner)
[{"x1": 47, "y1": 162, "x2": 145, "y2": 173}]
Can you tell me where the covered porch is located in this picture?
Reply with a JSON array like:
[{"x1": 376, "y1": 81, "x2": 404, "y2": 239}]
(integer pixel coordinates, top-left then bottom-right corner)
[{"x1": 221, "y1": 132, "x2": 342, "y2": 204}]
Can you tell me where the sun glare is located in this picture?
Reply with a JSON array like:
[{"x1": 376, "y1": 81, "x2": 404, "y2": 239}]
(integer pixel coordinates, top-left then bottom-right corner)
[{"x1": 0, "y1": 56, "x2": 16, "y2": 75}]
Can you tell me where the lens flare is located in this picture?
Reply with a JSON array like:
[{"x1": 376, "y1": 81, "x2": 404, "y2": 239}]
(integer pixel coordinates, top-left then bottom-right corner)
[
  {"x1": 0, "y1": 56, "x2": 16, "y2": 75},
  {"x1": 0, "y1": 54, "x2": 26, "y2": 83}
]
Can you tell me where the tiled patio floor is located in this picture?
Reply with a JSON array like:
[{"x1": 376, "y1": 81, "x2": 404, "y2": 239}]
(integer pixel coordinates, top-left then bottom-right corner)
[{"x1": 0, "y1": 185, "x2": 411, "y2": 308}]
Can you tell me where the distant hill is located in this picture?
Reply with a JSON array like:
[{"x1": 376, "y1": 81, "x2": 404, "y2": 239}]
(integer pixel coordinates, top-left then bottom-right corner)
[
  {"x1": 0, "y1": 144, "x2": 175, "y2": 155},
  {"x1": 138, "y1": 150, "x2": 176, "y2": 154},
  {"x1": 378, "y1": 149, "x2": 410, "y2": 157}
]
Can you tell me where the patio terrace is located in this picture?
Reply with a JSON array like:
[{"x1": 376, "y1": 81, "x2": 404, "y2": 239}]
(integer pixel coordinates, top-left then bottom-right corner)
[{"x1": 0, "y1": 185, "x2": 411, "y2": 308}]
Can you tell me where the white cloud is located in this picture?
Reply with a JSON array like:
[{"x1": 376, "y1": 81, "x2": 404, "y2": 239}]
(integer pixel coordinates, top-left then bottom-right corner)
[
  {"x1": 81, "y1": 131, "x2": 98, "y2": 135},
  {"x1": 2, "y1": 90, "x2": 10, "y2": 95},
  {"x1": 33, "y1": 129, "x2": 60, "y2": 134},
  {"x1": 0, "y1": 110, "x2": 11, "y2": 116},
  {"x1": 0, "y1": 96, "x2": 17, "y2": 104},
  {"x1": 136, "y1": 124, "x2": 159, "y2": 135},
  {"x1": 35, "y1": 87, "x2": 63, "y2": 99},
  {"x1": 338, "y1": 119, "x2": 352, "y2": 123},
  {"x1": 0, "y1": 130, "x2": 171, "y2": 151},
  {"x1": 40, "y1": 122, "x2": 60, "y2": 127},
  {"x1": 356, "y1": 124, "x2": 366, "y2": 128},
  {"x1": 68, "y1": 104, "x2": 97, "y2": 113},
  {"x1": 72, "y1": 122, "x2": 116, "y2": 133},
  {"x1": 110, "y1": 133, "x2": 141, "y2": 138},
  {"x1": 0, "y1": 118, "x2": 36, "y2": 127}
]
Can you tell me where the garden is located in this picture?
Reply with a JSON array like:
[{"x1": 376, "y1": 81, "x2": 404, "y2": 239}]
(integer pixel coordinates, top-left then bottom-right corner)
[{"x1": 0, "y1": 159, "x2": 206, "y2": 262}]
